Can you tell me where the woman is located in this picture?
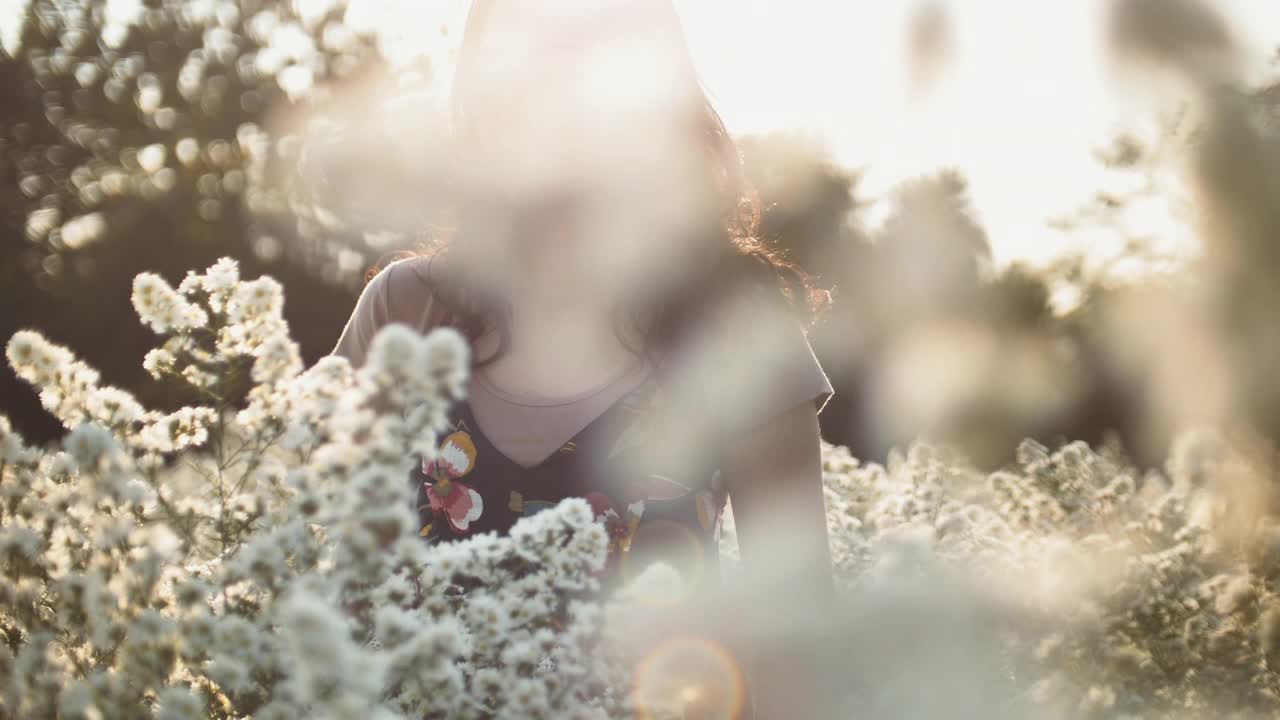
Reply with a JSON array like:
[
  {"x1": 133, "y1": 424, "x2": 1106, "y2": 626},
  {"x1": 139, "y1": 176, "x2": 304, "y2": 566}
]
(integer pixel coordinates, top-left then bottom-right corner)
[{"x1": 332, "y1": 1, "x2": 835, "y2": 716}]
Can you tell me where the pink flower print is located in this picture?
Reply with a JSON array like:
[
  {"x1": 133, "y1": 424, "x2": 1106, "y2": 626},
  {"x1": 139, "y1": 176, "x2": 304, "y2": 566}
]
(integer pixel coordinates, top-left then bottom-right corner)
[
  {"x1": 426, "y1": 480, "x2": 484, "y2": 533},
  {"x1": 421, "y1": 430, "x2": 482, "y2": 534}
]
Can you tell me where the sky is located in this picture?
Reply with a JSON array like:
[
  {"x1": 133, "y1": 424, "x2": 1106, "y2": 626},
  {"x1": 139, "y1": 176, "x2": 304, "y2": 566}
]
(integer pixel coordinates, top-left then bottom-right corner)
[
  {"x1": 674, "y1": 0, "x2": 1280, "y2": 269},
  {"x1": 4, "y1": 0, "x2": 1279, "y2": 269}
]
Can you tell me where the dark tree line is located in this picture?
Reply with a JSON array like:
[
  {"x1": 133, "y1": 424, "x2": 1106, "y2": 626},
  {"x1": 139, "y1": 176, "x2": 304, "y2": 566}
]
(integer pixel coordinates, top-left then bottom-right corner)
[{"x1": 5, "y1": 0, "x2": 1280, "y2": 473}]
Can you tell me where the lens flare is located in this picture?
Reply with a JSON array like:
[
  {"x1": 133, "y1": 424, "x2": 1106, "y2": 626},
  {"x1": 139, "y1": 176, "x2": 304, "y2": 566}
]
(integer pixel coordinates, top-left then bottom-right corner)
[{"x1": 633, "y1": 634, "x2": 747, "y2": 720}]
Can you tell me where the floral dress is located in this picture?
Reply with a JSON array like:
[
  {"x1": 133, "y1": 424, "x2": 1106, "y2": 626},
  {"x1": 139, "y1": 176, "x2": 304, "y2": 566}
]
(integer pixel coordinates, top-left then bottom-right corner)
[
  {"x1": 409, "y1": 372, "x2": 762, "y2": 719},
  {"x1": 409, "y1": 372, "x2": 729, "y2": 594}
]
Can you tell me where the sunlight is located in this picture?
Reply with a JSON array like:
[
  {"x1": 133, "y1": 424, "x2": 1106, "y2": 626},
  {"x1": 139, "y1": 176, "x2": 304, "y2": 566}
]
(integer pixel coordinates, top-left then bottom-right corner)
[
  {"x1": 2, "y1": 0, "x2": 1274, "y2": 268},
  {"x1": 9, "y1": 3, "x2": 1280, "y2": 717},
  {"x1": 335, "y1": 0, "x2": 1272, "y2": 268},
  {"x1": 675, "y1": 0, "x2": 1118, "y2": 267},
  {"x1": 343, "y1": 0, "x2": 468, "y2": 70},
  {"x1": 672, "y1": 0, "x2": 1280, "y2": 268}
]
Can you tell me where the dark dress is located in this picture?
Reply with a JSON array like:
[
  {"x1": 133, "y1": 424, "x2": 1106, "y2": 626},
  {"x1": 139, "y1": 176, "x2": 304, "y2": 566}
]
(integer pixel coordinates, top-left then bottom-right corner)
[
  {"x1": 331, "y1": 254, "x2": 834, "y2": 718},
  {"x1": 410, "y1": 368, "x2": 754, "y2": 719},
  {"x1": 410, "y1": 368, "x2": 729, "y2": 596}
]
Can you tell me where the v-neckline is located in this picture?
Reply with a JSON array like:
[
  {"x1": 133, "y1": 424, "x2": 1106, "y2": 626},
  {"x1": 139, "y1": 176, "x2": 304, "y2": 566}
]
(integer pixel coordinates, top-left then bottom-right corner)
[{"x1": 457, "y1": 375, "x2": 658, "y2": 473}]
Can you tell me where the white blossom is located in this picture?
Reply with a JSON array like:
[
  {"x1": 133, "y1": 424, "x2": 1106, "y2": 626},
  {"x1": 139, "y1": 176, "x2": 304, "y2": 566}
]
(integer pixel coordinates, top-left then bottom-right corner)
[
  {"x1": 4, "y1": 258, "x2": 1277, "y2": 719},
  {"x1": 132, "y1": 272, "x2": 209, "y2": 334}
]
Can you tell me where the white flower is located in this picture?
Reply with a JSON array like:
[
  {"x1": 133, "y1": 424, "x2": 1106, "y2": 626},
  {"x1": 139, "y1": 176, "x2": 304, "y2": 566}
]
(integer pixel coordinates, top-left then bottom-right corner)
[
  {"x1": 11, "y1": 257, "x2": 1276, "y2": 720},
  {"x1": 226, "y1": 276, "x2": 284, "y2": 323},
  {"x1": 142, "y1": 347, "x2": 176, "y2": 379},
  {"x1": 153, "y1": 686, "x2": 203, "y2": 720},
  {"x1": 363, "y1": 323, "x2": 420, "y2": 383},
  {"x1": 84, "y1": 386, "x2": 146, "y2": 427},
  {"x1": 251, "y1": 333, "x2": 302, "y2": 384},
  {"x1": 63, "y1": 422, "x2": 117, "y2": 470},
  {"x1": 277, "y1": 587, "x2": 385, "y2": 705},
  {"x1": 202, "y1": 257, "x2": 240, "y2": 313},
  {"x1": 206, "y1": 654, "x2": 256, "y2": 694},
  {"x1": 7, "y1": 329, "x2": 77, "y2": 386},
  {"x1": 132, "y1": 272, "x2": 208, "y2": 334}
]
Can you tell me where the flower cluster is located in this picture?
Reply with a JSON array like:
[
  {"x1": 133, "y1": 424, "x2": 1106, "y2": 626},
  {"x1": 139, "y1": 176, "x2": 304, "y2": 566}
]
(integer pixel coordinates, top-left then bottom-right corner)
[
  {"x1": 1, "y1": 259, "x2": 633, "y2": 719},
  {"x1": 805, "y1": 433, "x2": 1280, "y2": 718},
  {"x1": 5, "y1": 258, "x2": 1280, "y2": 719}
]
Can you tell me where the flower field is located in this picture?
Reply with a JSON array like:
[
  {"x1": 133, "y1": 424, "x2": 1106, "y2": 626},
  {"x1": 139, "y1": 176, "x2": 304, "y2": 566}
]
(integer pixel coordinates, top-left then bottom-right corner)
[{"x1": 0, "y1": 259, "x2": 1276, "y2": 719}]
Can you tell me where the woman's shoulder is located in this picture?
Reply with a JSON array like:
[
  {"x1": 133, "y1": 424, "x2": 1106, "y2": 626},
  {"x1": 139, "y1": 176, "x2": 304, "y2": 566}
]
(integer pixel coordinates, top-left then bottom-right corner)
[
  {"x1": 662, "y1": 285, "x2": 833, "y2": 434},
  {"x1": 378, "y1": 253, "x2": 434, "y2": 288},
  {"x1": 376, "y1": 253, "x2": 442, "y2": 330}
]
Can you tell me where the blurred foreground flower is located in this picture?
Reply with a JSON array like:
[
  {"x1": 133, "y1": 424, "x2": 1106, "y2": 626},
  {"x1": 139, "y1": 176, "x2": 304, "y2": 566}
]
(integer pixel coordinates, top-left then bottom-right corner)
[
  {"x1": 4, "y1": 258, "x2": 1280, "y2": 719},
  {"x1": 0, "y1": 259, "x2": 635, "y2": 719}
]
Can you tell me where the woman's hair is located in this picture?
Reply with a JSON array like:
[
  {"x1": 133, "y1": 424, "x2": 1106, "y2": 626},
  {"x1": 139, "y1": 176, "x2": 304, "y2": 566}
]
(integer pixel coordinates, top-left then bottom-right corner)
[{"x1": 366, "y1": 0, "x2": 830, "y2": 367}]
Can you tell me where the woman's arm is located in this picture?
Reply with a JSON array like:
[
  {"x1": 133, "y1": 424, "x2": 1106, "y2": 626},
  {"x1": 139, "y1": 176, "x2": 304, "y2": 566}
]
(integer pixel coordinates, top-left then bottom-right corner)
[
  {"x1": 724, "y1": 401, "x2": 832, "y2": 588},
  {"x1": 721, "y1": 400, "x2": 834, "y2": 718},
  {"x1": 330, "y1": 263, "x2": 395, "y2": 369}
]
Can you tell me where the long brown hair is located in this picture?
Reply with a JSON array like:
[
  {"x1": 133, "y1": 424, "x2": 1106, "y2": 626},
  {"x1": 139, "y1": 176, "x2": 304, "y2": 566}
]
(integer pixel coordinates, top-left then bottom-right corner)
[{"x1": 368, "y1": 0, "x2": 829, "y2": 367}]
